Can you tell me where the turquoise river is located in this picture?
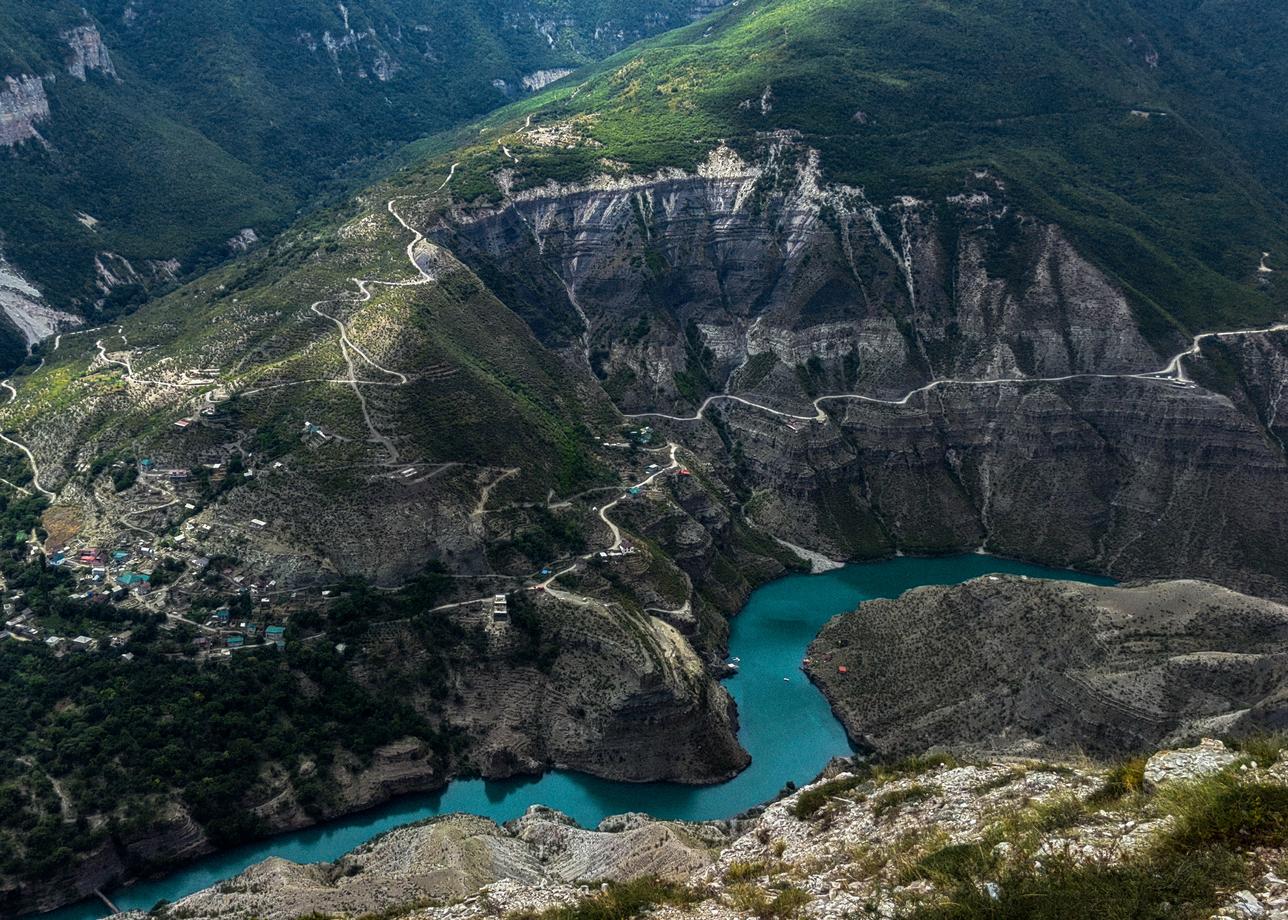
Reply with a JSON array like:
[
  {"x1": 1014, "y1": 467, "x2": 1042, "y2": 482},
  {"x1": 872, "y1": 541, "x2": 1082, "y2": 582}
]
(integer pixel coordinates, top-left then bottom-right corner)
[{"x1": 45, "y1": 554, "x2": 1113, "y2": 920}]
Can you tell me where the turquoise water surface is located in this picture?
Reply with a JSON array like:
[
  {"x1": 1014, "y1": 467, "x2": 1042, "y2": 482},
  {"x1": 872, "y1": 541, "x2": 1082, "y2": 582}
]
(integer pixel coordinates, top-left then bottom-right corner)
[{"x1": 45, "y1": 554, "x2": 1112, "y2": 919}]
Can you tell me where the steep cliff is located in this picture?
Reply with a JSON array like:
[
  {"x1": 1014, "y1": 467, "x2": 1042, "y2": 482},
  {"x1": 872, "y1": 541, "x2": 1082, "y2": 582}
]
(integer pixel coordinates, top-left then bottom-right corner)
[
  {"x1": 0, "y1": 74, "x2": 48, "y2": 146},
  {"x1": 808, "y1": 577, "x2": 1288, "y2": 759},
  {"x1": 440, "y1": 146, "x2": 1288, "y2": 594}
]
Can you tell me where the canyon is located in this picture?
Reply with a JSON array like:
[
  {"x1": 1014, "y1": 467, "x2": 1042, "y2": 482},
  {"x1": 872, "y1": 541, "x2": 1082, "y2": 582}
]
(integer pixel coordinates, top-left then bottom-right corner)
[{"x1": 440, "y1": 146, "x2": 1288, "y2": 597}]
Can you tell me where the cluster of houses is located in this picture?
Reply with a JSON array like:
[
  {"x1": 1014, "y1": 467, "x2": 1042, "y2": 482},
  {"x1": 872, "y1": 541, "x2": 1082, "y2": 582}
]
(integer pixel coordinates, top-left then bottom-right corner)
[
  {"x1": 2, "y1": 598, "x2": 134, "y2": 658},
  {"x1": 191, "y1": 609, "x2": 289, "y2": 654},
  {"x1": 596, "y1": 540, "x2": 639, "y2": 560},
  {"x1": 49, "y1": 542, "x2": 159, "y2": 600}
]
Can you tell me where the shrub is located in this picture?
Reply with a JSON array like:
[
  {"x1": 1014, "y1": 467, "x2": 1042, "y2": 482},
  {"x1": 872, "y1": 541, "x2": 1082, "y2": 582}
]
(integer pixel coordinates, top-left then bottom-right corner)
[
  {"x1": 872, "y1": 784, "x2": 938, "y2": 820},
  {"x1": 530, "y1": 877, "x2": 698, "y2": 920},
  {"x1": 1229, "y1": 733, "x2": 1288, "y2": 769},
  {"x1": 1087, "y1": 757, "x2": 1148, "y2": 807},
  {"x1": 1166, "y1": 774, "x2": 1288, "y2": 851},
  {"x1": 725, "y1": 860, "x2": 768, "y2": 883},
  {"x1": 901, "y1": 841, "x2": 998, "y2": 886},
  {"x1": 792, "y1": 775, "x2": 866, "y2": 819},
  {"x1": 905, "y1": 846, "x2": 1245, "y2": 920}
]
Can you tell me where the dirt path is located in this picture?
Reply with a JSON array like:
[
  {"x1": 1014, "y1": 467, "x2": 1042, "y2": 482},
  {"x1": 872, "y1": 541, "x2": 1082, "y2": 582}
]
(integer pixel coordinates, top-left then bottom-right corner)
[
  {"x1": 625, "y1": 322, "x2": 1288, "y2": 425},
  {"x1": 0, "y1": 379, "x2": 54, "y2": 499},
  {"x1": 472, "y1": 467, "x2": 520, "y2": 518},
  {"x1": 273, "y1": 165, "x2": 459, "y2": 460}
]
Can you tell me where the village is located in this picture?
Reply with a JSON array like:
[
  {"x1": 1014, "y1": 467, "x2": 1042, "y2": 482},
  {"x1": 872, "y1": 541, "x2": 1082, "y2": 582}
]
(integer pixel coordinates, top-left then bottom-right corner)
[{"x1": 0, "y1": 418, "x2": 694, "y2": 664}]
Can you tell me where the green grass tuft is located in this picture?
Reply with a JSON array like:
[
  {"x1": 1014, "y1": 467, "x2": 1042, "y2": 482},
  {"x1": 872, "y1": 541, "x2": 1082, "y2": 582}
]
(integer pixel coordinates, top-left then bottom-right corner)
[{"x1": 516, "y1": 877, "x2": 699, "y2": 920}]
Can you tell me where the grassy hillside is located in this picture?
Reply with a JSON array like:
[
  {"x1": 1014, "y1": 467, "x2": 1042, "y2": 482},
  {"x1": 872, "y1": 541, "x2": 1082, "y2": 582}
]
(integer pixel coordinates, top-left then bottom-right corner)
[
  {"x1": 412, "y1": 0, "x2": 1288, "y2": 341},
  {"x1": 0, "y1": 0, "x2": 725, "y2": 316}
]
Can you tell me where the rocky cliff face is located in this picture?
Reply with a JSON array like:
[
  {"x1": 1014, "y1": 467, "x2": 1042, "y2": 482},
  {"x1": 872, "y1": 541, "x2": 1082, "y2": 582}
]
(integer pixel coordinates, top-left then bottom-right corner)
[
  {"x1": 807, "y1": 576, "x2": 1288, "y2": 759},
  {"x1": 0, "y1": 249, "x2": 78, "y2": 347},
  {"x1": 0, "y1": 75, "x2": 49, "y2": 147},
  {"x1": 439, "y1": 144, "x2": 1288, "y2": 595},
  {"x1": 63, "y1": 24, "x2": 118, "y2": 81},
  {"x1": 445, "y1": 149, "x2": 1166, "y2": 411}
]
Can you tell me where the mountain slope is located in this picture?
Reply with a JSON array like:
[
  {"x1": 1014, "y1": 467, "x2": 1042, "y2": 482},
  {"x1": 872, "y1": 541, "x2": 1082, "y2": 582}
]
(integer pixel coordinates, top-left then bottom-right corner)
[
  {"x1": 0, "y1": 0, "x2": 727, "y2": 357},
  {"x1": 429, "y1": 0, "x2": 1287, "y2": 340},
  {"x1": 2, "y1": 0, "x2": 1288, "y2": 913}
]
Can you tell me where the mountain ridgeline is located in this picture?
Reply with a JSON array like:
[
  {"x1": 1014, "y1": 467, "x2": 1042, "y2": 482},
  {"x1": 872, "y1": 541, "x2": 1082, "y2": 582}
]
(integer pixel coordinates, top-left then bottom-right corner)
[{"x1": 0, "y1": 0, "x2": 726, "y2": 361}]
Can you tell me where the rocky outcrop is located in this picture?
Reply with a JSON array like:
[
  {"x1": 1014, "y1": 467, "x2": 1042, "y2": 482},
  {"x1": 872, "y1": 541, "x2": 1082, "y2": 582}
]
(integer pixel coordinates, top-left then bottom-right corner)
[
  {"x1": 227, "y1": 227, "x2": 260, "y2": 252},
  {"x1": 423, "y1": 595, "x2": 748, "y2": 784},
  {"x1": 807, "y1": 577, "x2": 1288, "y2": 759},
  {"x1": 94, "y1": 251, "x2": 181, "y2": 295},
  {"x1": 0, "y1": 75, "x2": 49, "y2": 147},
  {"x1": 124, "y1": 739, "x2": 1288, "y2": 920},
  {"x1": 0, "y1": 250, "x2": 79, "y2": 347},
  {"x1": 131, "y1": 807, "x2": 728, "y2": 920},
  {"x1": 522, "y1": 68, "x2": 574, "y2": 91},
  {"x1": 63, "y1": 25, "x2": 118, "y2": 81},
  {"x1": 1144, "y1": 737, "x2": 1239, "y2": 785}
]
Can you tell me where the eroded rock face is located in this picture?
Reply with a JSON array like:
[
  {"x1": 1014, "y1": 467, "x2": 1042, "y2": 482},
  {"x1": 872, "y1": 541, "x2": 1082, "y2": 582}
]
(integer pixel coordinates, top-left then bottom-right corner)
[
  {"x1": 732, "y1": 371, "x2": 1288, "y2": 594},
  {"x1": 439, "y1": 147, "x2": 1288, "y2": 594},
  {"x1": 0, "y1": 251, "x2": 80, "y2": 346},
  {"x1": 522, "y1": 68, "x2": 574, "y2": 91},
  {"x1": 807, "y1": 577, "x2": 1288, "y2": 759},
  {"x1": 131, "y1": 808, "x2": 728, "y2": 920},
  {"x1": 445, "y1": 154, "x2": 1164, "y2": 412},
  {"x1": 63, "y1": 25, "x2": 118, "y2": 81},
  {"x1": 0, "y1": 75, "x2": 49, "y2": 147}
]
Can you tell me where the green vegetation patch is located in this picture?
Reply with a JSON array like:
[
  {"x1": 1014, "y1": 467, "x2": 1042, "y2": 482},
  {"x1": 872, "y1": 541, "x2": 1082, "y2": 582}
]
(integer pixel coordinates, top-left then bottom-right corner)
[{"x1": 515, "y1": 876, "x2": 699, "y2": 920}]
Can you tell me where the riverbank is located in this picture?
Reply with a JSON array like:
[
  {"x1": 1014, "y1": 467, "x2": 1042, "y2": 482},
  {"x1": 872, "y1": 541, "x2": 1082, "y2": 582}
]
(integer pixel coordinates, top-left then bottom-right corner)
[
  {"x1": 125, "y1": 737, "x2": 1288, "y2": 920},
  {"x1": 38, "y1": 555, "x2": 1111, "y2": 920}
]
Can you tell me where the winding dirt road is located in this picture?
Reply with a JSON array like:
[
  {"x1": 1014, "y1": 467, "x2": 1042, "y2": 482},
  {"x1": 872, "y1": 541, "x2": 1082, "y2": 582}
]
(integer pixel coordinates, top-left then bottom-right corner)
[
  {"x1": 0, "y1": 379, "x2": 54, "y2": 499},
  {"x1": 285, "y1": 168, "x2": 458, "y2": 460},
  {"x1": 625, "y1": 322, "x2": 1288, "y2": 425}
]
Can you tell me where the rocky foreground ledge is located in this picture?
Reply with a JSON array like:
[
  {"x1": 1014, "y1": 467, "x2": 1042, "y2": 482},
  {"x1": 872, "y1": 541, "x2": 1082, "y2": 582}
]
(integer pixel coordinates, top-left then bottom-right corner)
[{"x1": 127, "y1": 738, "x2": 1288, "y2": 920}]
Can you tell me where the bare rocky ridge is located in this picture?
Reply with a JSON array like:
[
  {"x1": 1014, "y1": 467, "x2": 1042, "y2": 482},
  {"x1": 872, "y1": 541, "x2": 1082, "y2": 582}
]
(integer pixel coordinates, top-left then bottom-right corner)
[
  {"x1": 0, "y1": 75, "x2": 49, "y2": 147},
  {"x1": 807, "y1": 577, "x2": 1288, "y2": 759},
  {"x1": 130, "y1": 808, "x2": 730, "y2": 920},
  {"x1": 124, "y1": 738, "x2": 1288, "y2": 920}
]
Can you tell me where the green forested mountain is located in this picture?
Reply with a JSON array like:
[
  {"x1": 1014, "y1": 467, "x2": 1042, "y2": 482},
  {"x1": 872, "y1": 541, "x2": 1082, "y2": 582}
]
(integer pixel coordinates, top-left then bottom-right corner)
[
  {"x1": 3, "y1": 0, "x2": 1288, "y2": 914},
  {"x1": 0, "y1": 0, "x2": 722, "y2": 342},
  {"x1": 423, "y1": 0, "x2": 1288, "y2": 337}
]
